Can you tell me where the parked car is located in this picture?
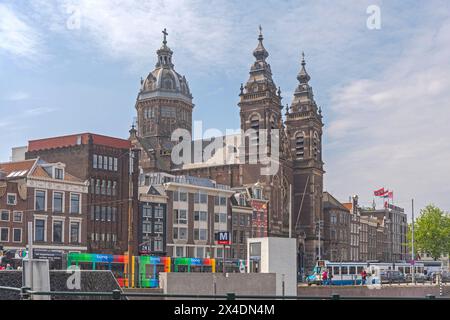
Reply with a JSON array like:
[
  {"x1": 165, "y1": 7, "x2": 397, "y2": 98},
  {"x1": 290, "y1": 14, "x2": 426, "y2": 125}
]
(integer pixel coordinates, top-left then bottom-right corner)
[{"x1": 380, "y1": 270, "x2": 405, "y2": 284}]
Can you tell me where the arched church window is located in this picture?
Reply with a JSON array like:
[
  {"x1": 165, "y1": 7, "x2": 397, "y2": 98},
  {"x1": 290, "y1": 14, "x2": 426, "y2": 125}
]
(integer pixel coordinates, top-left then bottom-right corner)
[
  {"x1": 250, "y1": 115, "x2": 260, "y2": 146},
  {"x1": 295, "y1": 132, "x2": 305, "y2": 160},
  {"x1": 313, "y1": 131, "x2": 320, "y2": 160}
]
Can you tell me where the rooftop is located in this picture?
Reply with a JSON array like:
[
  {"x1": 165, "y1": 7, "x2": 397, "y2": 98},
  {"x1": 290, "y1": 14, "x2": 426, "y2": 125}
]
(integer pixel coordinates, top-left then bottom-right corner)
[{"x1": 28, "y1": 133, "x2": 131, "y2": 152}]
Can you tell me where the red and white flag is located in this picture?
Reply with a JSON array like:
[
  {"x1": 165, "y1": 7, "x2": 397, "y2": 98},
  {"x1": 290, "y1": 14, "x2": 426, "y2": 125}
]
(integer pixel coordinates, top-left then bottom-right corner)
[
  {"x1": 381, "y1": 190, "x2": 390, "y2": 198},
  {"x1": 374, "y1": 188, "x2": 385, "y2": 196},
  {"x1": 388, "y1": 191, "x2": 394, "y2": 199}
]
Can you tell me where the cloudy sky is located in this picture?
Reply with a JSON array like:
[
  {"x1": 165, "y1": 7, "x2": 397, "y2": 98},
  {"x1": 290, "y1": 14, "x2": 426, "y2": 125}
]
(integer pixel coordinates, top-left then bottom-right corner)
[{"x1": 1, "y1": 0, "x2": 449, "y2": 217}]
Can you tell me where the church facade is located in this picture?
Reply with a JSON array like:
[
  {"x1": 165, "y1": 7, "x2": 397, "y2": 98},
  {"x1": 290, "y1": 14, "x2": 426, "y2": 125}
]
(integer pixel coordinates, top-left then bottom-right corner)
[{"x1": 130, "y1": 28, "x2": 325, "y2": 271}]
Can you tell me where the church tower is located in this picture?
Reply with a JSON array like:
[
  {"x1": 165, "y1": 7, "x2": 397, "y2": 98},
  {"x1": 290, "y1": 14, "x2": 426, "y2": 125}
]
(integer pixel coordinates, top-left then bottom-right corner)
[
  {"x1": 238, "y1": 27, "x2": 292, "y2": 236},
  {"x1": 133, "y1": 29, "x2": 194, "y2": 173},
  {"x1": 285, "y1": 53, "x2": 324, "y2": 271}
]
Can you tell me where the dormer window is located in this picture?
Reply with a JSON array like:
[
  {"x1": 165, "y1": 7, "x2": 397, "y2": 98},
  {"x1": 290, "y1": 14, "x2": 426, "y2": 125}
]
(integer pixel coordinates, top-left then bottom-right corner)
[
  {"x1": 54, "y1": 168, "x2": 64, "y2": 180},
  {"x1": 254, "y1": 188, "x2": 262, "y2": 200}
]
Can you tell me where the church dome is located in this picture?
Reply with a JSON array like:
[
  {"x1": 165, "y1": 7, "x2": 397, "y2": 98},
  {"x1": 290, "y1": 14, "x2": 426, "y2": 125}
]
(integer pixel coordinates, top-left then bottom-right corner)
[{"x1": 138, "y1": 29, "x2": 192, "y2": 103}]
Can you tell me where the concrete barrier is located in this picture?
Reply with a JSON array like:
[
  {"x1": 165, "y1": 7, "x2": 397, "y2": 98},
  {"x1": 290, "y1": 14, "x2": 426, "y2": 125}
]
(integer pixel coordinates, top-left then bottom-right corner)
[
  {"x1": 297, "y1": 284, "x2": 448, "y2": 297},
  {"x1": 159, "y1": 273, "x2": 277, "y2": 298}
]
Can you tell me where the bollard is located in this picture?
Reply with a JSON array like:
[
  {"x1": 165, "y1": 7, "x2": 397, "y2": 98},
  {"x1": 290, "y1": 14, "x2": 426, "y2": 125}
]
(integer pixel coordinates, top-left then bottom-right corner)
[
  {"x1": 20, "y1": 287, "x2": 31, "y2": 300},
  {"x1": 227, "y1": 293, "x2": 236, "y2": 300},
  {"x1": 331, "y1": 293, "x2": 340, "y2": 300},
  {"x1": 112, "y1": 289, "x2": 122, "y2": 300}
]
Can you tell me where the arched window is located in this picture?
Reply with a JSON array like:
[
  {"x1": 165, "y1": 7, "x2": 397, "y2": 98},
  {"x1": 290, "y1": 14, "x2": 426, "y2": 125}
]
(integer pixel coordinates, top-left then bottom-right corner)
[
  {"x1": 313, "y1": 132, "x2": 320, "y2": 160},
  {"x1": 163, "y1": 77, "x2": 173, "y2": 90},
  {"x1": 250, "y1": 115, "x2": 260, "y2": 146},
  {"x1": 295, "y1": 132, "x2": 305, "y2": 159}
]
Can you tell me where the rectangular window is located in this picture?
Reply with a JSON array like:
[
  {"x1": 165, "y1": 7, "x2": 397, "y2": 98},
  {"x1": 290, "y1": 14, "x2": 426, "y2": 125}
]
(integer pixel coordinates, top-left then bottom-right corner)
[
  {"x1": 35, "y1": 219, "x2": 45, "y2": 242},
  {"x1": 175, "y1": 246, "x2": 184, "y2": 257},
  {"x1": 143, "y1": 205, "x2": 152, "y2": 218},
  {"x1": 154, "y1": 239, "x2": 163, "y2": 252},
  {"x1": 70, "y1": 194, "x2": 81, "y2": 214},
  {"x1": 98, "y1": 155, "x2": 103, "y2": 170},
  {"x1": 112, "y1": 207, "x2": 117, "y2": 222},
  {"x1": 107, "y1": 180, "x2": 112, "y2": 196},
  {"x1": 216, "y1": 248, "x2": 223, "y2": 258},
  {"x1": 70, "y1": 222, "x2": 80, "y2": 243},
  {"x1": 143, "y1": 222, "x2": 152, "y2": 233},
  {"x1": 196, "y1": 247, "x2": 204, "y2": 258},
  {"x1": 55, "y1": 168, "x2": 64, "y2": 180},
  {"x1": 349, "y1": 266, "x2": 356, "y2": 275},
  {"x1": 7, "y1": 193, "x2": 17, "y2": 205},
  {"x1": 194, "y1": 228, "x2": 207, "y2": 241},
  {"x1": 174, "y1": 191, "x2": 179, "y2": 202},
  {"x1": 220, "y1": 197, "x2": 226, "y2": 206},
  {"x1": 1, "y1": 210, "x2": 9, "y2": 221},
  {"x1": 0, "y1": 228, "x2": 9, "y2": 242},
  {"x1": 220, "y1": 213, "x2": 227, "y2": 223},
  {"x1": 13, "y1": 228, "x2": 22, "y2": 242},
  {"x1": 200, "y1": 193, "x2": 207, "y2": 204},
  {"x1": 240, "y1": 214, "x2": 245, "y2": 226},
  {"x1": 174, "y1": 209, "x2": 187, "y2": 224},
  {"x1": 173, "y1": 227, "x2": 187, "y2": 240},
  {"x1": 215, "y1": 213, "x2": 220, "y2": 223},
  {"x1": 154, "y1": 206, "x2": 164, "y2": 219},
  {"x1": 180, "y1": 192, "x2": 187, "y2": 202},
  {"x1": 194, "y1": 193, "x2": 199, "y2": 203},
  {"x1": 101, "y1": 180, "x2": 106, "y2": 195},
  {"x1": 95, "y1": 206, "x2": 100, "y2": 221},
  {"x1": 113, "y1": 158, "x2": 118, "y2": 171},
  {"x1": 13, "y1": 211, "x2": 23, "y2": 223},
  {"x1": 154, "y1": 222, "x2": 163, "y2": 234},
  {"x1": 93, "y1": 154, "x2": 98, "y2": 169},
  {"x1": 112, "y1": 181, "x2": 117, "y2": 196},
  {"x1": 95, "y1": 179, "x2": 101, "y2": 194},
  {"x1": 101, "y1": 207, "x2": 106, "y2": 221},
  {"x1": 35, "y1": 190, "x2": 46, "y2": 211},
  {"x1": 53, "y1": 221, "x2": 63, "y2": 243},
  {"x1": 215, "y1": 196, "x2": 219, "y2": 206},
  {"x1": 53, "y1": 192, "x2": 63, "y2": 213},
  {"x1": 103, "y1": 156, "x2": 108, "y2": 170},
  {"x1": 108, "y1": 157, "x2": 113, "y2": 171},
  {"x1": 107, "y1": 207, "x2": 112, "y2": 221}
]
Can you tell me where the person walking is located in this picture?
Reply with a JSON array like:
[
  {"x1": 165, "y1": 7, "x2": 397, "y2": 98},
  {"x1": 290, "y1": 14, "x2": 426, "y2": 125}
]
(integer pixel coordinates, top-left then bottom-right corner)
[
  {"x1": 361, "y1": 269, "x2": 367, "y2": 285},
  {"x1": 322, "y1": 269, "x2": 329, "y2": 286}
]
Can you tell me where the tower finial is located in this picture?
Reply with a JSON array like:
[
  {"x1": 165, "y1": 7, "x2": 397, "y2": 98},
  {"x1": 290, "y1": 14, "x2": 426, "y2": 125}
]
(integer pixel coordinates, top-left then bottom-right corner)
[
  {"x1": 301, "y1": 51, "x2": 306, "y2": 66},
  {"x1": 258, "y1": 25, "x2": 263, "y2": 41},
  {"x1": 162, "y1": 28, "x2": 168, "y2": 46}
]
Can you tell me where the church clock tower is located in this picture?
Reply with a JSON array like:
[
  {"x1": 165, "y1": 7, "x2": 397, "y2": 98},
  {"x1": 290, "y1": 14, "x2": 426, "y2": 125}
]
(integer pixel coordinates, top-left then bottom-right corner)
[
  {"x1": 238, "y1": 27, "x2": 292, "y2": 236},
  {"x1": 285, "y1": 53, "x2": 324, "y2": 271},
  {"x1": 132, "y1": 29, "x2": 194, "y2": 173}
]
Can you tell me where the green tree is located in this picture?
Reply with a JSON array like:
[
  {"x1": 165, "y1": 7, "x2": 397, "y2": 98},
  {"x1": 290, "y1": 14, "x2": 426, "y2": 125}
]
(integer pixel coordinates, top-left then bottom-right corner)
[{"x1": 407, "y1": 205, "x2": 450, "y2": 260}]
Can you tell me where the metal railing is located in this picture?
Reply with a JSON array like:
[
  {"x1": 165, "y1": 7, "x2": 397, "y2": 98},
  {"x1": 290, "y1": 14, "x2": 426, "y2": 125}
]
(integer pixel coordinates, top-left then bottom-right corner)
[{"x1": 2, "y1": 287, "x2": 450, "y2": 300}]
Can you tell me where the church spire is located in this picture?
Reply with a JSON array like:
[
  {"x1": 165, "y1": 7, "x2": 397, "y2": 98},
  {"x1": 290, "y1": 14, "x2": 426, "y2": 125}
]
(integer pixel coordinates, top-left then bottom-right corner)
[
  {"x1": 290, "y1": 52, "x2": 317, "y2": 113},
  {"x1": 253, "y1": 25, "x2": 269, "y2": 61},
  {"x1": 156, "y1": 28, "x2": 174, "y2": 68},
  {"x1": 297, "y1": 52, "x2": 311, "y2": 84}
]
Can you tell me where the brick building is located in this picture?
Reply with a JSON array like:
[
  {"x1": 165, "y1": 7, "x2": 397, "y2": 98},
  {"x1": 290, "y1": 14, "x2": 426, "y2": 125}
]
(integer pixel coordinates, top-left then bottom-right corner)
[
  {"x1": 0, "y1": 158, "x2": 88, "y2": 268},
  {"x1": 322, "y1": 192, "x2": 350, "y2": 262},
  {"x1": 24, "y1": 132, "x2": 139, "y2": 255}
]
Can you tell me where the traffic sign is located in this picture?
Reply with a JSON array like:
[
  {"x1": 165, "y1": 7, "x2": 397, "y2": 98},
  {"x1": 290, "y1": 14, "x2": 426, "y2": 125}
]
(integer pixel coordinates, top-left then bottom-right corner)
[{"x1": 217, "y1": 231, "x2": 231, "y2": 245}]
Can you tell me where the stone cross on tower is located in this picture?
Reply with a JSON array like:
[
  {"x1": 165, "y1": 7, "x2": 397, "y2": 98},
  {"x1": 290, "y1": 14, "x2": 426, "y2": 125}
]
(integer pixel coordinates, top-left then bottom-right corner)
[{"x1": 162, "y1": 28, "x2": 168, "y2": 45}]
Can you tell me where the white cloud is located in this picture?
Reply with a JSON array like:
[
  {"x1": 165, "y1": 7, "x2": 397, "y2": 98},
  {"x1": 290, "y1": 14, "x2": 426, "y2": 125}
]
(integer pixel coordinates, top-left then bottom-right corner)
[
  {"x1": 325, "y1": 14, "x2": 450, "y2": 213},
  {"x1": 3, "y1": 91, "x2": 30, "y2": 101},
  {"x1": 0, "y1": 3, "x2": 42, "y2": 59}
]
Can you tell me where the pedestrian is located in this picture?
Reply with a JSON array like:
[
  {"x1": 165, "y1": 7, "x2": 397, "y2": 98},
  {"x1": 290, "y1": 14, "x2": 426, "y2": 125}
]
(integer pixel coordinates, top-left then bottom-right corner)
[
  {"x1": 322, "y1": 269, "x2": 328, "y2": 286},
  {"x1": 361, "y1": 269, "x2": 367, "y2": 285}
]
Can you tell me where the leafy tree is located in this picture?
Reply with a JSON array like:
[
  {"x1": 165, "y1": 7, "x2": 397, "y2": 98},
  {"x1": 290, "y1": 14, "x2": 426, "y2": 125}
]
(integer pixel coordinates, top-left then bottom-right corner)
[{"x1": 407, "y1": 205, "x2": 450, "y2": 260}]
